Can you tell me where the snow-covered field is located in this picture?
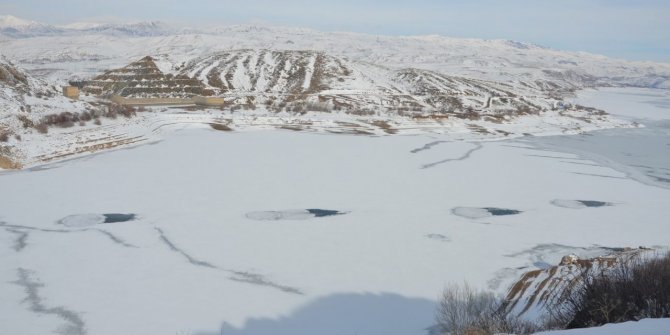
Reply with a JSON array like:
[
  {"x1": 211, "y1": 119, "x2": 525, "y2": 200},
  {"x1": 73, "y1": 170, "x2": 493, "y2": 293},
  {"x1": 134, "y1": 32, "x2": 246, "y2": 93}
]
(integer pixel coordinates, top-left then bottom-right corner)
[
  {"x1": 1, "y1": 87, "x2": 669, "y2": 335},
  {"x1": 537, "y1": 318, "x2": 670, "y2": 335}
]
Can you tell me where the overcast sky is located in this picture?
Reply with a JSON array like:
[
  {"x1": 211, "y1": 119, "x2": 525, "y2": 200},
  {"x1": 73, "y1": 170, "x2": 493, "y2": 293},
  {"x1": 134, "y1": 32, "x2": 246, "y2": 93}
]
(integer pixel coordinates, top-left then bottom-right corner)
[{"x1": 1, "y1": 0, "x2": 669, "y2": 62}]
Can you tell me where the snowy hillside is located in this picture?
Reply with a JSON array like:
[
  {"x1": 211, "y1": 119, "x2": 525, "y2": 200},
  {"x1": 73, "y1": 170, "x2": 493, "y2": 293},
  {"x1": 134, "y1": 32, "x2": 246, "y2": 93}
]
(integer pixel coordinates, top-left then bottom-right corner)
[
  {"x1": 84, "y1": 56, "x2": 208, "y2": 98},
  {"x1": 0, "y1": 57, "x2": 98, "y2": 168},
  {"x1": 536, "y1": 318, "x2": 670, "y2": 335},
  {"x1": 0, "y1": 31, "x2": 637, "y2": 169},
  {"x1": 0, "y1": 15, "x2": 663, "y2": 168},
  {"x1": 180, "y1": 49, "x2": 554, "y2": 113}
]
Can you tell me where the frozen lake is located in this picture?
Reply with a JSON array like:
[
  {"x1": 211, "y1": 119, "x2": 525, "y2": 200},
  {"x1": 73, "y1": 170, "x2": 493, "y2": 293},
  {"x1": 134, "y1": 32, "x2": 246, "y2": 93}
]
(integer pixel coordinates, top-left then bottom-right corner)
[{"x1": 1, "y1": 88, "x2": 670, "y2": 335}]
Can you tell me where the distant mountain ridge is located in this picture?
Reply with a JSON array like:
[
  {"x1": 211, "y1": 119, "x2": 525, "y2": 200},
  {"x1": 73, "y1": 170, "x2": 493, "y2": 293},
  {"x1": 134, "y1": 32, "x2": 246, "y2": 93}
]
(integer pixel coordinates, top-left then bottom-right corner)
[
  {"x1": 0, "y1": 15, "x2": 175, "y2": 37},
  {"x1": 1, "y1": 14, "x2": 668, "y2": 92}
]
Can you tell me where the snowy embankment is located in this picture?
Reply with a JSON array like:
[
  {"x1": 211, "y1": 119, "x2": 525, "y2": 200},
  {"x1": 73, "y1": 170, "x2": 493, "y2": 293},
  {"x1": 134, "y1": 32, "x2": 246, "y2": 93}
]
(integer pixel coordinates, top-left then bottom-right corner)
[
  {"x1": 9, "y1": 104, "x2": 634, "y2": 169},
  {"x1": 536, "y1": 318, "x2": 670, "y2": 335}
]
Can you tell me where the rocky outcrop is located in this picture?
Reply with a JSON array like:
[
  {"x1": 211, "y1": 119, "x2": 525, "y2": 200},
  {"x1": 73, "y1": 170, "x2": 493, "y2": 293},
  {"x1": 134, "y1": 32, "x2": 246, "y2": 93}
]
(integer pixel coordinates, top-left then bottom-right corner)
[{"x1": 503, "y1": 248, "x2": 652, "y2": 319}]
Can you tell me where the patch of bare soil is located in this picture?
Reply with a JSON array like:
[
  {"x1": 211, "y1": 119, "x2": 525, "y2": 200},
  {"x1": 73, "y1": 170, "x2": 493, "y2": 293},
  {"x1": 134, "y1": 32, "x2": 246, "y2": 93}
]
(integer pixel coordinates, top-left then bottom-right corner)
[
  {"x1": 278, "y1": 125, "x2": 304, "y2": 131},
  {"x1": 370, "y1": 120, "x2": 397, "y2": 134},
  {"x1": 0, "y1": 155, "x2": 21, "y2": 169},
  {"x1": 210, "y1": 123, "x2": 232, "y2": 131}
]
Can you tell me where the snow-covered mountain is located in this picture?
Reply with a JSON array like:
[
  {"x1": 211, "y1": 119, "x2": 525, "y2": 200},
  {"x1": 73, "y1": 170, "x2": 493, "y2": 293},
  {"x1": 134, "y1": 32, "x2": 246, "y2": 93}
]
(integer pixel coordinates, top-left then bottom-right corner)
[
  {"x1": 0, "y1": 15, "x2": 663, "y2": 168},
  {"x1": 0, "y1": 15, "x2": 174, "y2": 38},
  {"x1": 1, "y1": 15, "x2": 669, "y2": 91},
  {"x1": 64, "y1": 21, "x2": 176, "y2": 37},
  {"x1": 0, "y1": 15, "x2": 64, "y2": 38}
]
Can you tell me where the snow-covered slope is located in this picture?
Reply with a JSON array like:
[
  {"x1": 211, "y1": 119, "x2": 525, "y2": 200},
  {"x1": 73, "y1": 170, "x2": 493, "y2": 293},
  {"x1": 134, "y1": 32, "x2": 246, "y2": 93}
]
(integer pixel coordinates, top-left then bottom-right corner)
[
  {"x1": 180, "y1": 49, "x2": 550, "y2": 114},
  {"x1": 0, "y1": 15, "x2": 664, "y2": 169},
  {"x1": 536, "y1": 318, "x2": 670, "y2": 335},
  {"x1": 0, "y1": 57, "x2": 112, "y2": 168},
  {"x1": 503, "y1": 248, "x2": 655, "y2": 320},
  {"x1": 0, "y1": 56, "x2": 82, "y2": 133}
]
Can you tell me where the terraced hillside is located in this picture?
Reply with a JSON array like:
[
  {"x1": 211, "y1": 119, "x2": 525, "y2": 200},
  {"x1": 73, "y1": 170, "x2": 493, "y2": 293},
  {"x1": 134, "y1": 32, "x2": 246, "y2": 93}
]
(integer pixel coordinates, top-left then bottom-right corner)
[{"x1": 82, "y1": 56, "x2": 210, "y2": 98}]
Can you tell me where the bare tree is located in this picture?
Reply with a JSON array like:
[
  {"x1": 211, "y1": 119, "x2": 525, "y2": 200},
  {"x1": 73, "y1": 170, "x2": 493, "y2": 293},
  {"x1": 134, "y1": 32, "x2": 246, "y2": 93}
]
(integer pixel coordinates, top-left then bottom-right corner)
[
  {"x1": 436, "y1": 283, "x2": 540, "y2": 335},
  {"x1": 550, "y1": 252, "x2": 670, "y2": 329}
]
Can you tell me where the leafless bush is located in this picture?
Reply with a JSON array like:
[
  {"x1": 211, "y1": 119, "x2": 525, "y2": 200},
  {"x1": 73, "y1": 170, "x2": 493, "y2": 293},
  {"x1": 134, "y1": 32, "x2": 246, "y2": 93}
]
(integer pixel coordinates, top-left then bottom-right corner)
[
  {"x1": 436, "y1": 283, "x2": 541, "y2": 335},
  {"x1": 0, "y1": 131, "x2": 9, "y2": 142},
  {"x1": 105, "y1": 103, "x2": 137, "y2": 119},
  {"x1": 41, "y1": 112, "x2": 77, "y2": 128},
  {"x1": 553, "y1": 252, "x2": 670, "y2": 329},
  {"x1": 348, "y1": 108, "x2": 376, "y2": 116},
  {"x1": 35, "y1": 123, "x2": 48, "y2": 134},
  {"x1": 17, "y1": 115, "x2": 34, "y2": 129}
]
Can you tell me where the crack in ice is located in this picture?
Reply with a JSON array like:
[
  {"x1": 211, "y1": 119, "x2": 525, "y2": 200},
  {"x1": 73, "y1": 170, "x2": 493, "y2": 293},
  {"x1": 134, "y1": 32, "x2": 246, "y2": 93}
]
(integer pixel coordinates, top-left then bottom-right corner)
[
  {"x1": 14, "y1": 268, "x2": 87, "y2": 335},
  {"x1": 0, "y1": 222, "x2": 136, "y2": 249},
  {"x1": 94, "y1": 229, "x2": 138, "y2": 248},
  {"x1": 421, "y1": 142, "x2": 483, "y2": 169},
  {"x1": 230, "y1": 271, "x2": 303, "y2": 295},
  {"x1": 154, "y1": 227, "x2": 217, "y2": 268},
  {"x1": 410, "y1": 140, "x2": 449, "y2": 153},
  {"x1": 5, "y1": 227, "x2": 29, "y2": 251},
  {"x1": 154, "y1": 227, "x2": 303, "y2": 294},
  {"x1": 571, "y1": 172, "x2": 628, "y2": 180},
  {"x1": 0, "y1": 222, "x2": 69, "y2": 233}
]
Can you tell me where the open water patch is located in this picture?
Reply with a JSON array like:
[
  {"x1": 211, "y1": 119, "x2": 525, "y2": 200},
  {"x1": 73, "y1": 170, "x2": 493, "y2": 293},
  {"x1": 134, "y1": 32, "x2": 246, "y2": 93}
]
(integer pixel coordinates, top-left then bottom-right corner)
[
  {"x1": 551, "y1": 199, "x2": 613, "y2": 209},
  {"x1": 451, "y1": 207, "x2": 523, "y2": 219},
  {"x1": 246, "y1": 209, "x2": 347, "y2": 221},
  {"x1": 57, "y1": 213, "x2": 137, "y2": 227},
  {"x1": 103, "y1": 213, "x2": 136, "y2": 223}
]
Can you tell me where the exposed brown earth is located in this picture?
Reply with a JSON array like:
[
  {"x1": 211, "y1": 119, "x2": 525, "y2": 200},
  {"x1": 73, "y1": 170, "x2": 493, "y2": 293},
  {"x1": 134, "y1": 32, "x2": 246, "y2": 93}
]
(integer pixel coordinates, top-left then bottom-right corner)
[
  {"x1": 0, "y1": 155, "x2": 21, "y2": 169},
  {"x1": 209, "y1": 123, "x2": 232, "y2": 131}
]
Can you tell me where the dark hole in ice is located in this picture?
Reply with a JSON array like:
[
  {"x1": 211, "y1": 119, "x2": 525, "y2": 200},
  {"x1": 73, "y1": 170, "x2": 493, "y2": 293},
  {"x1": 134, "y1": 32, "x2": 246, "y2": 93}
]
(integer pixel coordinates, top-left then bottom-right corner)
[
  {"x1": 306, "y1": 209, "x2": 344, "y2": 217},
  {"x1": 577, "y1": 200, "x2": 611, "y2": 208},
  {"x1": 483, "y1": 208, "x2": 522, "y2": 216},
  {"x1": 103, "y1": 214, "x2": 136, "y2": 223}
]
